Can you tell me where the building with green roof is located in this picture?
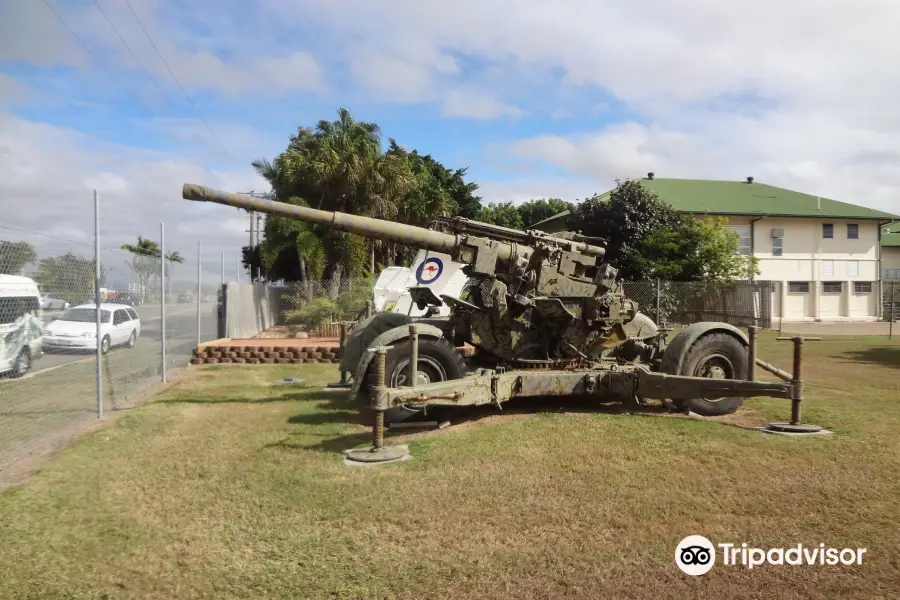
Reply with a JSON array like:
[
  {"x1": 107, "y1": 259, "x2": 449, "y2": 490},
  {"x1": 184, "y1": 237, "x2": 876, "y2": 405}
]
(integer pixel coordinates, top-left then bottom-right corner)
[
  {"x1": 534, "y1": 175, "x2": 900, "y2": 322},
  {"x1": 882, "y1": 222, "x2": 900, "y2": 281}
]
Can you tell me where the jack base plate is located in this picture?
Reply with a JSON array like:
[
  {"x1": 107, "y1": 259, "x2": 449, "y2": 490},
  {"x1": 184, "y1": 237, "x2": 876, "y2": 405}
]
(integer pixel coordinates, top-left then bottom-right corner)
[
  {"x1": 762, "y1": 422, "x2": 832, "y2": 436},
  {"x1": 344, "y1": 444, "x2": 410, "y2": 466}
]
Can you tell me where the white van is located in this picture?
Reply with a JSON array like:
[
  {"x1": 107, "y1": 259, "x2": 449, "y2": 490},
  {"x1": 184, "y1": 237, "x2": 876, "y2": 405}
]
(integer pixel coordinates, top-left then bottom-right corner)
[{"x1": 0, "y1": 275, "x2": 44, "y2": 378}]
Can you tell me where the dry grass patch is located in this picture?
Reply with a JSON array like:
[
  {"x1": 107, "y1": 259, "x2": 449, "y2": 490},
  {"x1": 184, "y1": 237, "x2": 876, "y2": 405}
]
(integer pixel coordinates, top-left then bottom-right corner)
[{"x1": 0, "y1": 332, "x2": 898, "y2": 599}]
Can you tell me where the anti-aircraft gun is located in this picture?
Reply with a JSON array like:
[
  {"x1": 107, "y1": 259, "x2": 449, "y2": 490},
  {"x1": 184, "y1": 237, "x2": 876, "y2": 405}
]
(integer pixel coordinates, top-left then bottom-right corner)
[{"x1": 183, "y1": 184, "x2": 801, "y2": 425}]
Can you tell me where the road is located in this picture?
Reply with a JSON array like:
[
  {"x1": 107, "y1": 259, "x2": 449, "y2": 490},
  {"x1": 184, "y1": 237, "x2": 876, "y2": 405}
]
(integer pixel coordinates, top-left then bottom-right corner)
[{"x1": 34, "y1": 302, "x2": 219, "y2": 375}]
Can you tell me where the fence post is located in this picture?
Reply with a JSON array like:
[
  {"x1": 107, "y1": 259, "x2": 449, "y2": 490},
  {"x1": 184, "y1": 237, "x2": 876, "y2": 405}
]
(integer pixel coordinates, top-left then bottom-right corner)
[
  {"x1": 891, "y1": 281, "x2": 895, "y2": 340},
  {"x1": 197, "y1": 240, "x2": 202, "y2": 348},
  {"x1": 94, "y1": 189, "x2": 103, "y2": 419},
  {"x1": 656, "y1": 278, "x2": 661, "y2": 324},
  {"x1": 160, "y1": 222, "x2": 167, "y2": 383}
]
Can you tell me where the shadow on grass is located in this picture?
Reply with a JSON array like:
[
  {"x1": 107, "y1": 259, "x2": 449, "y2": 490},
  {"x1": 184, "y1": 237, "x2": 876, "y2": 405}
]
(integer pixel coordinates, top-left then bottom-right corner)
[
  {"x1": 270, "y1": 390, "x2": 772, "y2": 456},
  {"x1": 264, "y1": 431, "x2": 373, "y2": 454},
  {"x1": 834, "y1": 346, "x2": 900, "y2": 369},
  {"x1": 159, "y1": 388, "x2": 351, "y2": 405}
]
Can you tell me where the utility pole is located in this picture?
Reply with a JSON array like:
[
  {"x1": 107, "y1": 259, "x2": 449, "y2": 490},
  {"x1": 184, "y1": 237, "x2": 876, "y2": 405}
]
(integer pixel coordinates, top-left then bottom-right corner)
[{"x1": 238, "y1": 190, "x2": 268, "y2": 283}]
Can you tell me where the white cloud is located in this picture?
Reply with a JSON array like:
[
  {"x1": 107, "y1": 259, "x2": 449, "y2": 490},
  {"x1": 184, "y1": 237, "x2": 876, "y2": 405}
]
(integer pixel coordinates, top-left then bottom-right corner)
[
  {"x1": 477, "y1": 178, "x2": 599, "y2": 205},
  {"x1": 441, "y1": 88, "x2": 524, "y2": 120},
  {"x1": 505, "y1": 110, "x2": 900, "y2": 213},
  {"x1": 0, "y1": 74, "x2": 29, "y2": 101},
  {"x1": 0, "y1": 1, "x2": 89, "y2": 68},
  {"x1": 0, "y1": 0, "x2": 323, "y2": 98},
  {"x1": 164, "y1": 50, "x2": 324, "y2": 97},
  {"x1": 0, "y1": 112, "x2": 267, "y2": 269}
]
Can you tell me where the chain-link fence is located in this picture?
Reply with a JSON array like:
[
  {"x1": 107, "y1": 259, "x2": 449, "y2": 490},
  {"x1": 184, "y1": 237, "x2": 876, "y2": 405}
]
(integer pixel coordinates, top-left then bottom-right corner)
[
  {"x1": 221, "y1": 279, "x2": 375, "y2": 340},
  {"x1": 219, "y1": 277, "x2": 775, "y2": 342},
  {"x1": 0, "y1": 222, "x2": 222, "y2": 472},
  {"x1": 623, "y1": 279, "x2": 777, "y2": 329}
]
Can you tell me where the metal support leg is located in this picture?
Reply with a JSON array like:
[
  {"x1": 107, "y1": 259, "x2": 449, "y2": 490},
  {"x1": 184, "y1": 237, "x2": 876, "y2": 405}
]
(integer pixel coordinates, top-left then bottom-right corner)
[
  {"x1": 748, "y1": 326, "x2": 757, "y2": 382},
  {"x1": 765, "y1": 336, "x2": 825, "y2": 435},
  {"x1": 408, "y1": 325, "x2": 419, "y2": 387},
  {"x1": 345, "y1": 347, "x2": 410, "y2": 463},
  {"x1": 327, "y1": 321, "x2": 352, "y2": 388},
  {"x1": 338, "y1": 322, "x2": 349, "y2": 384},
  {"x1": 789, "y1": 336, "x2": 803, "y2": 424},
  {"x1": 372, "y1": 347, "x2": 386, "y2": 451}
]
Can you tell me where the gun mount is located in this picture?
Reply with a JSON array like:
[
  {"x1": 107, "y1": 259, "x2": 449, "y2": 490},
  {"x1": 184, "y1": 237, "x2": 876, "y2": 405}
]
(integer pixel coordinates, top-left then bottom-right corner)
[{"x1": 185, "y1": 184, "x2": 811, "y2": 428}]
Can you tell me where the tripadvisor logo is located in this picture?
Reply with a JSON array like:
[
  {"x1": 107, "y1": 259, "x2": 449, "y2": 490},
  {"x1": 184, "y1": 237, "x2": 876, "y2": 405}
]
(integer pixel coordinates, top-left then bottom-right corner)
[{"x1": 675, "y1": 536, "x2": 867, "y2": 576}]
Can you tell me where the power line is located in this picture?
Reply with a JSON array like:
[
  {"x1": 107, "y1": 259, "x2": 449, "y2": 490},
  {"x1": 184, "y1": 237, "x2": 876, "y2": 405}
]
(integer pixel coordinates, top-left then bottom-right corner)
[
  {"x1": 35, "y1": 0, "x2": 232, "y2": 186},
  {"x1": 0, "y1": 224, "x2": 92, "y2": 247},
  {"x1": 91, "y1": 1, "x2": 179, "y2": 109},
  {"x1": 119, "y1": 0, "x2": 239, "y2": 167}
]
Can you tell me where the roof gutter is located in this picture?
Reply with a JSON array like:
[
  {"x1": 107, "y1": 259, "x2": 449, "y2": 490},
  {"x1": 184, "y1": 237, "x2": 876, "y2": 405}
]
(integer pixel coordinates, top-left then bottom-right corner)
[{"x1": 684, "y1": 210, "x2": 897, "y2": 222}]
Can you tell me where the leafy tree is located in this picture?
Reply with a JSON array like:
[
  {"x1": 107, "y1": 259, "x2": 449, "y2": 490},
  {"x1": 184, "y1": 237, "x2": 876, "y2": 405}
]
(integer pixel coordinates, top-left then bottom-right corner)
[
  {"x1": 570, "y1": 180, "x2": 759, "y2": 283},
  {"x1": 478, "y1": 202, "x2": 525, "y2": 229},
  {"x1": 569, "y1": 180, "x2": 683, "y2": 281},
  {"x1": 34, "y1": 253, "x2": 99, "y2": 305},
  {"x1": 516, "y1": 198, "x2": 573, "y2": 228},
  {"x1": 636, "y1": 217, "x2": 759, "y2": 283},
  {"x1": 0, "y1": 241, "x2": 37, "y2": 275}
]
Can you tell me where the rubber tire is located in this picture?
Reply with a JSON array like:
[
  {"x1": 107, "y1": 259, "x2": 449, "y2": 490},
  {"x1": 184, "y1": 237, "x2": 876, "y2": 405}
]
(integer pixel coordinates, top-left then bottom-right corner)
[
  {"x1": 127, "y1": 331, "x2": 137, "y2": 348},
  {"x1": 10, "y1": 348, "x2": 31, "y2": 379},
  {"x1": 367, "y1": 337, "x2": 469, "y2": 424},
  {"x1": 100, "y1": 335, "x2": 111, "y2": 355},
  {"x1": 675, "y1": 333, "x2": 748, "y2": 416}
]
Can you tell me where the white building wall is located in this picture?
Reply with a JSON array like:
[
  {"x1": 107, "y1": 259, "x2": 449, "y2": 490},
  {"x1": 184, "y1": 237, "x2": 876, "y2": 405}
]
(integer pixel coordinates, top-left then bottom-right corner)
[{"x1": 716, "y1": 216, "x2": 881, "y2": 322}]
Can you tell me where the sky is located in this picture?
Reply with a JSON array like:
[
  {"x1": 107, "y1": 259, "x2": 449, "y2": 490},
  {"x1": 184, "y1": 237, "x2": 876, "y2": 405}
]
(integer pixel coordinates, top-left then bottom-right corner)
[{"x1": 2, "y1": 0, "x2": 900, "y2": 285}]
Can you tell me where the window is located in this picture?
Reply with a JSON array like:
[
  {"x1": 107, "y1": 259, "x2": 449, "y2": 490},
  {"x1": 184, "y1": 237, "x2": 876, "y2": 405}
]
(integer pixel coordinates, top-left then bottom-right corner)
[
  {"x1": 821, "y1": 260, "x2": 834, "y2": 277},
  {"x1": 854, "y1": 282, "x2": 872, "y2": 294},
  {"x1": 823, "y1": 282, "x2": 843, "y2": 294},
  {"x1": 846, "y1": 261, "x2": 859, "y2": 277},
  {"x1": 60, "y1": 308, "x2": 110, "y2": 323},
  {"x1": 823, "y1": 223, "x2": 834, "y2": 238},
  {"x1": 113, "y1": 310, "x2": 129, "y2": 325},
  {"x1": 788, "y1": 282, "x2": 809, "y2": 293},
  {"x1": 847, "y1": 224, "x2": 859, "y2": 239},
  {"x1": 772, "y1": 237, "x2": 783, "y2": 256},
  {"x1": 726, "y1": 225, "x2": 752, "y2": 255},
  {"x1": 127, "y1": 308, "x2": 139, "y2": 320},
  {"x1": 0, "y1": 297, "x2": 40, "y2": 325}
]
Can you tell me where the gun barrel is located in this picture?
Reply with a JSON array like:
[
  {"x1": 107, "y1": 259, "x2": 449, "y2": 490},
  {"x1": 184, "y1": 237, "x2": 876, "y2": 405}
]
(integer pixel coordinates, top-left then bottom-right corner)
[{"x1": 183, "y1": 184, "x2": 461, "y2": 255}]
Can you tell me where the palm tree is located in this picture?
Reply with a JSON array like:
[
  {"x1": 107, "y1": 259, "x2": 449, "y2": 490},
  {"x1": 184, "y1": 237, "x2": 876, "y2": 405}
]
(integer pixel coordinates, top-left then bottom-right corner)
[
  {"x1": 253, "y1": 108, "x2": 416, "y2": 289},
  {"x1": 165, "y1": 251, "x2": 184, "y2": 296},
  {"x1": 121, "y1": 236, "x2": 161, "y2": 303}
]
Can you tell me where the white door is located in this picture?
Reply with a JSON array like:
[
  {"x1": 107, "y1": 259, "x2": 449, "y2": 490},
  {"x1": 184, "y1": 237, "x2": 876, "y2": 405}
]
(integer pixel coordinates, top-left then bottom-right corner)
[{"x1": 112, "y1": 309, "x2": 131, "y2": 344}]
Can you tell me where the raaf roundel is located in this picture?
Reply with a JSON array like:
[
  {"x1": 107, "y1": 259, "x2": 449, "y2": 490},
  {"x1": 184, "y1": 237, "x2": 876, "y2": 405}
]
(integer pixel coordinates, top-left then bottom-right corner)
[{"x1": 415, "y1": 257, "x2": 444, "y2": 285}]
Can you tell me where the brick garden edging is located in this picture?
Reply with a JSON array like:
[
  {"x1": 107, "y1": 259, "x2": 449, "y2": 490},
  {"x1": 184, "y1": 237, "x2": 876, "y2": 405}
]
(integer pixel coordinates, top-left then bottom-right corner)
[{"x1": 191, "y1": 344, "x2": 342, "y2": 365}]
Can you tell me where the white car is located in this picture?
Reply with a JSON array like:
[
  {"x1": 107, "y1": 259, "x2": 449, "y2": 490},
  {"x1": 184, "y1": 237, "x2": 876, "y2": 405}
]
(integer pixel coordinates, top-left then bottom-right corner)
[
  {"x1": 43, "y1": 303, "x2": 141, "y2": 354},
  {"x1": 40, "y1": 294, "x2": 70, "y2": 311}
]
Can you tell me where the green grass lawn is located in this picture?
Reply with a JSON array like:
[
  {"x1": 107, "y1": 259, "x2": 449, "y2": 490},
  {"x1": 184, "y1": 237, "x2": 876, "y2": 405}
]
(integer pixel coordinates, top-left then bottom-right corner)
[{"x1": 0, "y1": 332, "x2": 898, "y2": 599}]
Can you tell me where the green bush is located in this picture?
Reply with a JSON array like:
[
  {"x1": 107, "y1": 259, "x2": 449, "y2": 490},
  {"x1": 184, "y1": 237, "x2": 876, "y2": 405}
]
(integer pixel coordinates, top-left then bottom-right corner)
[{"x1": 285, "y1": 297, "x2": 335, "y2": 331}]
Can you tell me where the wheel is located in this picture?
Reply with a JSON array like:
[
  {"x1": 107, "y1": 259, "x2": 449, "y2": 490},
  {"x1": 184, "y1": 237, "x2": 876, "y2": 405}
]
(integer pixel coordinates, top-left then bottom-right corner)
[
  {"x1": 127, "y1": 330, "x2": 137, "y2": 348},
  {"x1": 672, "y1": 333, "x2": 748, "y2": 416},
  {"x1": 10, "y1": 348, "x2": 31, "y2": 378},
  {"x1": 366, "y1": 337, "x2": 469, "y2": 424},
  {"x1": 100, "y1": 335, "x2": 111, "y2": 355}
]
